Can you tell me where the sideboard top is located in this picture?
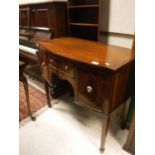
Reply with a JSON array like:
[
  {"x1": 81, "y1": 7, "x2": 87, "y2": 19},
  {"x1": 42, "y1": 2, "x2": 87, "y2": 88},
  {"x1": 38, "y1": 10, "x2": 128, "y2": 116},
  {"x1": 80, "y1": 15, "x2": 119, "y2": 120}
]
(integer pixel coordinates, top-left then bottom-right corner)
[{"x1": 39, "y1": 37, "x2": 135, "y2": 71}]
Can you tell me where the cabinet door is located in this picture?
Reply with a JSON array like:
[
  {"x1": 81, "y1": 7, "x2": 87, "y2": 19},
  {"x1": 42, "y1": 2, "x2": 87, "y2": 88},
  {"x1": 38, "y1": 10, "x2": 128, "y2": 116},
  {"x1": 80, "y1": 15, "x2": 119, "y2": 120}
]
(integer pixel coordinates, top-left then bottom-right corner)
[
  {"x1": 29, "y1": 9, "x2": 35, "y2": 27},
  {"x1": 35, "y1": 9, "x2": 49, "y2": 27},
  {"x1": 20, "y1": 10, "x2": 28, "y2": 27},
  {"x1": 77, "y1": 67, "x2": 106, "y2": 111}
]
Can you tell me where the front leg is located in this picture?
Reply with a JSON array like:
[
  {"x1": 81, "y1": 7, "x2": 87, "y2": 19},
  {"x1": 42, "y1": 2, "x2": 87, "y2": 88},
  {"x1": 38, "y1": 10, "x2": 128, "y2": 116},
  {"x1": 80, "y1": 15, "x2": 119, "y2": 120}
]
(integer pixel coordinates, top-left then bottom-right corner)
[
  {"x1": 100, "y1": 115, "x2": 110, "y2": 152},
  {"x1": 44, "y1": 79, "x2": 51, "y2": 107}
]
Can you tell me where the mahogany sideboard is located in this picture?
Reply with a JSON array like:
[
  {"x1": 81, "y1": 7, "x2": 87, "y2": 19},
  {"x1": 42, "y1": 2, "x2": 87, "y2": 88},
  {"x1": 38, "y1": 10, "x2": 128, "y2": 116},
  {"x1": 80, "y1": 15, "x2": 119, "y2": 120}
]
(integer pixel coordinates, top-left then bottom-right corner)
[{"x1": 38, "y1": 37, "x2": 135, "y2": 151}]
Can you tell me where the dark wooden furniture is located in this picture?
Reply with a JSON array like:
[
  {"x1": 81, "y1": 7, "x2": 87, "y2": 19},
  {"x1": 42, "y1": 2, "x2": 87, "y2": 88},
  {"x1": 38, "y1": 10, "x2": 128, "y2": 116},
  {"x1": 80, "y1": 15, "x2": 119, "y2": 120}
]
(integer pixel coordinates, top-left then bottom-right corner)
[
  {"x1": 38, "y1": 37, "x2": 135, "y2": 151},
  {"x1": 19, "y1": 2, "x2": 68, "y2": 37},
  {"x1": 19, "y1": 27, "x2": 53, "y2": 79},
  {"x1": 19, "y1": 27, "x2": 52, "y2": 61},
  {"x1": 19, "y1": 1, "x2": 68, "y2": 78},
  {"x1": 67, "y1": 0, "x2": 103, "y2": 41},
  {"x1": 19, "y1": 61, "x2": 36, "y2": 121},
  {"x1": 123, "y1": 115, "x2": 135, "y2": 155}
]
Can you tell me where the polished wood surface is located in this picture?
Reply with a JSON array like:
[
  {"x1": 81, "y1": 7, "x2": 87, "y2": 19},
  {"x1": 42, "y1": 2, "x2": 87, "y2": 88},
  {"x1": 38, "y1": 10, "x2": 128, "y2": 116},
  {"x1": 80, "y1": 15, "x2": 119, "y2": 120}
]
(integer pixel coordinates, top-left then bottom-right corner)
[
  {"x1": 39, "y1": 37, "x2": 134, "y2": 71},
  {"x1": 38, "y1": 37, "x2": 135, "y2": 151}
]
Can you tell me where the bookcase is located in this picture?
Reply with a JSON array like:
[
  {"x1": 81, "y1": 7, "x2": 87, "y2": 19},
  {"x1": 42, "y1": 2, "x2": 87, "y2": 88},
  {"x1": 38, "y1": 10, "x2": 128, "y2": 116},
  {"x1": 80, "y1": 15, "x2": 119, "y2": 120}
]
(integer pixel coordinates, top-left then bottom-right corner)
[{"x1": 67, "y1": 0, "x2": 102, "y2": 41}]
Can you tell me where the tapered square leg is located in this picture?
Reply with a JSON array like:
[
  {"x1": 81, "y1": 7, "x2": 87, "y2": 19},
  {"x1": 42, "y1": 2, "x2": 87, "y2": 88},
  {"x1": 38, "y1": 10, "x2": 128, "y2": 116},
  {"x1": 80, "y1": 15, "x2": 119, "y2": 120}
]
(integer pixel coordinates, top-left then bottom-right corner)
[
  {"x1": 44, "y1": 79, "x2": 52, "y2": 107},
  {"x1": 100, "y1": 115, "x2": 110, "y2": 152}
]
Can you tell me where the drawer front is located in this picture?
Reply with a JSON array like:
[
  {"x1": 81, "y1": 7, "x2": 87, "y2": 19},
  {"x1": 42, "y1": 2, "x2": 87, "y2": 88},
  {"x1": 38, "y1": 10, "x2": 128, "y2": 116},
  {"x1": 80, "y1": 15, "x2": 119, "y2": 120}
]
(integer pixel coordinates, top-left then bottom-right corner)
[
  {"x1": 77, "y1": 67, "x2": 105, "y2": 111},
  {"x1": 49, "y1": 56, "x2": 74, "y2": 78}
]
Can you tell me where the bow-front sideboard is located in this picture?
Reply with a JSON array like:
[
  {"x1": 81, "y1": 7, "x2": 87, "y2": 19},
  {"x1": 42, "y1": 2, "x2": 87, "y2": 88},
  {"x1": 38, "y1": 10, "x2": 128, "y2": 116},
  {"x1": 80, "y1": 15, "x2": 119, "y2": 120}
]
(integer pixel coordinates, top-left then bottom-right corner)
[{"x1": 38, "y1": 37, "x2": 135, "y2": 151}]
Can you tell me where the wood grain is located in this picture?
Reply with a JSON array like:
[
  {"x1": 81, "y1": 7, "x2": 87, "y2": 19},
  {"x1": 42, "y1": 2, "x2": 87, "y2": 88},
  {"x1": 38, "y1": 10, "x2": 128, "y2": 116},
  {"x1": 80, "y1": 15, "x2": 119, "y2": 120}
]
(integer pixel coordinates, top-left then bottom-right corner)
[{"x1": 39, "y1": 37, "x2": 134, "y2": 71}]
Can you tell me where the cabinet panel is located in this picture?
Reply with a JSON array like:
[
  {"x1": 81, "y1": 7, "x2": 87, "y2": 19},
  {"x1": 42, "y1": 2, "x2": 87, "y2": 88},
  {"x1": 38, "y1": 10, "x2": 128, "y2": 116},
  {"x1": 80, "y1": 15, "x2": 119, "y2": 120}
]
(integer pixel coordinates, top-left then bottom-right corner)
[
  {"x1": 77, "y1": 67, "x2": 105, "y2": 110},
  {"x1": 20, "y1": 10, "x2": 28, "y2": 27},
  {"x1": 35, "y1": 9, "x2": 49, "y2": 27},
  {"x1": 29, "y1": 10, "x2": 35, "y2": 27},
  {"x1": 20, "y1": 2, "x2": 67, "y2": 37},
  {"x1": 111, "y1": 66, "x2": 131, "y2": 112}
]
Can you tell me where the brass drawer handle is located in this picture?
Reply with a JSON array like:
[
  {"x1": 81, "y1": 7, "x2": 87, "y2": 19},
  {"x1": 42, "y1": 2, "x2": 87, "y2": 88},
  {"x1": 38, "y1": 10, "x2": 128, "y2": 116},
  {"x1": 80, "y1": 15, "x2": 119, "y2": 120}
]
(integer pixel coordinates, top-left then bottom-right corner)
[
  {"x1": 64, "y1": 65, "x2": 69, "y2": 71},
  {"x1": 87, "y1": 86, "x2": 93, "y2": 94},
  {"x1": 50, "y1": 58, "x2": 56, "y2": 66},
  {"x1": 42, "y1": 62, "x2": 46, "y2": 67},
  {"x1": 50, "y1": 58, "x2": 54, "y2": 63}
]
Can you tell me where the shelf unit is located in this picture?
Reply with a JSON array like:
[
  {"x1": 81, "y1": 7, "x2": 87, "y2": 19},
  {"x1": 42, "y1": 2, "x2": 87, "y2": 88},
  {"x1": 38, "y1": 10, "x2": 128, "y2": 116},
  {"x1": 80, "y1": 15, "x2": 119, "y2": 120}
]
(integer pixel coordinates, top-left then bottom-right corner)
[
  {"x1": 69, "y1": 23, "x2": 98, "y2": 27},
  {"x1": 67, "y1": 0, "x2": 102, "y2": 41},
  {"x1": 68, "y1": 5, "x2": 99, "y2": 8}
]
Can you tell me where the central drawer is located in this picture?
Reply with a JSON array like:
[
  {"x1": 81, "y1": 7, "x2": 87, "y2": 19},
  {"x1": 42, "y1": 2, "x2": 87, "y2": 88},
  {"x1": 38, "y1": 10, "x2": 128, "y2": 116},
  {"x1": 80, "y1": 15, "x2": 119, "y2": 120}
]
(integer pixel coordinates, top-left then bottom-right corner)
[{"x1": 48, "y1": 56, "x2": 74, "y2": 78}]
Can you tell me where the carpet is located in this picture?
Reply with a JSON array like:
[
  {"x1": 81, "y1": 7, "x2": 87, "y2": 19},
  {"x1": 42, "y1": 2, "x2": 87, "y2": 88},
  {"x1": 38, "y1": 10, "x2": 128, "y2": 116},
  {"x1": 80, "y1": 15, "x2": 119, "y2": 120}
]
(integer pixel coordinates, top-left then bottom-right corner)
[{"x1": 19, "y1": 82, "x2": 47, "y2": 121}]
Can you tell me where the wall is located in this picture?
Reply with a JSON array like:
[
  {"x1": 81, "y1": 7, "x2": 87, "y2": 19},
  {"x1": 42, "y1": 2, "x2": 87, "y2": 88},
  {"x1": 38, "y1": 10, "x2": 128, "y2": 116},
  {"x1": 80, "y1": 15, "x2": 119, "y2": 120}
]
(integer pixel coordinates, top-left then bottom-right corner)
[
  {"x1": 99, "y1": 34, "x2": 134, "y2": 49},
  {"x1": 99, "y1": 0, "x2": 135, "y2": 48}
]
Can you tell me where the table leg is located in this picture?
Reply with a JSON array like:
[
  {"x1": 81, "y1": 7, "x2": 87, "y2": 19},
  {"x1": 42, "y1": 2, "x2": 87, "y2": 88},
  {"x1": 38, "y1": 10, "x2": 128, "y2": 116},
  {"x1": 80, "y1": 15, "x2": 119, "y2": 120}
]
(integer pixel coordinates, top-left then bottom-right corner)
[
  {"x1": 100, "y1": 115, "x2": 110, "y2": 152},
  {"x1": 44, "y1": 79, "x2": 51, "y2": 107},
  {"x1": 23, "y1": 79, "x2": 36, "y2": 121}
]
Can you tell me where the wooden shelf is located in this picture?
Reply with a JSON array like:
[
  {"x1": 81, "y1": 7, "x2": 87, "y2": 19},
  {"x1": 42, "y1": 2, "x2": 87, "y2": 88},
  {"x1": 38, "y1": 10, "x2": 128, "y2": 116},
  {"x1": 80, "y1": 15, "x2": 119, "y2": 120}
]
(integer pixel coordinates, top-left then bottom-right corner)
[
  {"x1": 68, "y1": 5, "x2": 99, "y2": 9},
  {"x1": 68, "y1": 0, "x2": 100, "y2": 41},
  {"x1": 69, "y1": 23, "x2": 98, "y2": 27}
]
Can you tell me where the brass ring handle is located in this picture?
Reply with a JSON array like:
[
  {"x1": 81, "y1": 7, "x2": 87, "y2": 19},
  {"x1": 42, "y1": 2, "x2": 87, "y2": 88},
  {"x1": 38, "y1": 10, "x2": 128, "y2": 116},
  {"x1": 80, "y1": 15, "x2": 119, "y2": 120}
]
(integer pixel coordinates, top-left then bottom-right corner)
[
  {"x1": 64, "y1": 65, "x2": 69, "y2": 71},
  {"x1": 50, "y1": 59, "x2": 55, "y2": 66},
  {"x1": 87, "y1": 86, "x2": 93, "y2": 93},
  {"x1": 50, "y1": 58, "x2": 53, "y2": 63},
  {"x1": 42, "y1": 62, "x2": 46, "y2": 67}
]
